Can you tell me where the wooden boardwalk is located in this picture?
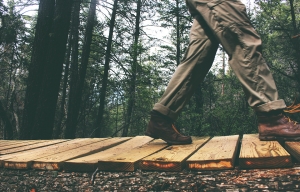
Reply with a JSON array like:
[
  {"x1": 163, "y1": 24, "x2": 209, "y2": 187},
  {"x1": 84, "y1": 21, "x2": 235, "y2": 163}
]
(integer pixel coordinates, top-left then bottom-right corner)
[{"x1": 0, "y1": 134, "x2": 298, "y2": 172}]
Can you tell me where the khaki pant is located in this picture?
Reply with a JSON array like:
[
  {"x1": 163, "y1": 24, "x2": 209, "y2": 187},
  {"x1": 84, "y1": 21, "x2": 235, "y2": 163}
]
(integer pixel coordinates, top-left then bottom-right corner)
[{"x1": 153, "y1": 0, "x2": 286, "y2": 121}]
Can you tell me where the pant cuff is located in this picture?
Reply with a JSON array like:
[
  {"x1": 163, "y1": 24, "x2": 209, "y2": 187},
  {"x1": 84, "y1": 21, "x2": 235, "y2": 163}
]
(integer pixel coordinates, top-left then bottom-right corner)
[
  {"x1": 253, "y1": 99, "x2": 286, "y2": 112},
  {"x1": 153, "y1": 103, "x2": 178, "y2": 121}
]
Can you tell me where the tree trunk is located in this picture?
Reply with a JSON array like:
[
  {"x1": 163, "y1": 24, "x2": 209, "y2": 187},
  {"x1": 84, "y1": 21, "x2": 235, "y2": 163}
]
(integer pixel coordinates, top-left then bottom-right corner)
[
  {"x1": 65, "y1": 0, "x2": 81, "y2": 139},
  {"x1": 32, "y1": 0, "x2": 73, "y2": 139},
  {"x1": 94, "y1": 0, "x2": 119, "y2": 137},
  {"x1": 221, "y1": 50, "x2": 225, "y2": 95},
  {"x1": 0, "y1": 100, "x2": 13, "y2": 139},
  {"x1": 54, "y1": 33, "x2": 72, "y2": 138},
  {"x1": 122, "y1": 0, "x2": 141, "y2": 137},
  {"x1": 65, "y1": 0, "x2": 98, "y2": 139},
  {"x1": 194, "y1": 85, "x2": 203, "y2": 136},
  {"x1": 20, "y1": 0, "x2": 55, "y2": 139},
  {"x1": 176, "y1": 0, "x2": 180, "y2": 66},
  {"x1": 289, "y1": 0, "x2": 300, "y2": 99}
]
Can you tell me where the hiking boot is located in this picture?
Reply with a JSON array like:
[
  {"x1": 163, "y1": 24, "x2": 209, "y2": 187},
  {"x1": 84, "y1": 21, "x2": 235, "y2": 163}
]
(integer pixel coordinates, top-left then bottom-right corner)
[
  {"x1": 145, "y1": 111, "x2": 192, "y2": 145},
  {"x1": 258, "y1": 111, "x2": 300, "y2": 141}
]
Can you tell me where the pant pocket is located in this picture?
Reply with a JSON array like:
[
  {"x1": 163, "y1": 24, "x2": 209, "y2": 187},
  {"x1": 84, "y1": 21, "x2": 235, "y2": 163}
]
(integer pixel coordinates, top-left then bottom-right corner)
[{"x1": 206, "y1": 0, "x2": 250, "y2": 26}]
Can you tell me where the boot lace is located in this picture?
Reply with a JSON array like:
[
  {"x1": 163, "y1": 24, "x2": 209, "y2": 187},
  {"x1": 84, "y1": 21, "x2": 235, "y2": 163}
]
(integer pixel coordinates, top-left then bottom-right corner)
[
  {"x1": 283, "y1": 102, "x2": 300, "y2": 125},
  {"x1": 172, "y1": 124, "x2": 183, "y2": 135},
  {"x1": 284, "y1": 103, "x2": 300, "y2": 113},
  {"x1": 284, "y1": 116, "x2": 298, "y2": 125}
]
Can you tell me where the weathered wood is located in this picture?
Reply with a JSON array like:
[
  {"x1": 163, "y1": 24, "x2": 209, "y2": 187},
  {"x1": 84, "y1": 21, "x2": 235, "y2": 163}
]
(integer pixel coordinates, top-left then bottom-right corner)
[
  {"x1": 0, "y1": 140, "x2": 48, "y2": 151},
  {"x1": 186, "y1": 135, "x2": 240, "y2": 170},
  {"x1": 0, "y1": 134, "x2": 297, "y2": 172},
  {"x1": 285, "y1": 142, "x2": 300, "y2": 162},
  {"x1": 239, "y1": 134, "x2": 292, "y2": 168},
  {"x1": 98, "y1": 139, "x2": 168, "y2": 171},
  {"x1": 0, "y1": 140, "x2": 67, "y2": 155},
  {"x1": 64, "y1": 136, "x2": 153, "y2": 172},
  {"x1": 0, "y1": 140, "x2": 37, "y2": 147},
  {"x1": 32, "y1": 137, "x2": 130, "y2": 170},
  {"x1": 139, "y1": 137, "x2": 210, "y2": 171},
  {"x1": 1, "y1": 138, "x2": 104, "y2": 169}
]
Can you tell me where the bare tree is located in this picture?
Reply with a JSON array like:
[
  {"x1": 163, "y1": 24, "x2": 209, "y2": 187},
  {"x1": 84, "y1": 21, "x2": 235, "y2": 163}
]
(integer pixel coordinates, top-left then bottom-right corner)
[{"x1": 95, "y1": 0, "x2": 119, "y2": 137}]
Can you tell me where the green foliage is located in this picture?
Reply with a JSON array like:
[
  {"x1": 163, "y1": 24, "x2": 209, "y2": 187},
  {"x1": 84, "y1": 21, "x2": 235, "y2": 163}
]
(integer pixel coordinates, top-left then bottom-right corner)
[
  {"x1": 1, "y1": 0, "x2": 300, "y2": 139},
  {"x1": 255, "y1": 0, "x2": 300, "y2": 120},
  {"x1": 176, "y1": 69, "x2": 257, "y2": 137},
  {"x1": 0, "y1": 0, "x2": 35, "y2": 138}
]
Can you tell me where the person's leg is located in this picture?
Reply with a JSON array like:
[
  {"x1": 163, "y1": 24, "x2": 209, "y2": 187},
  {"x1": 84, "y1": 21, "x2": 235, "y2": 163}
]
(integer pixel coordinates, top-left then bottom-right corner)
[
  {"x1": 145, "y1": 15, "x2": 219, "y2": 144},
  {"x1": 188, "y1": 0, "x2": 285, "y2": 110},
  {"x1": 153, "y1": 15, "x2": 219, "y2": 121},
  {"x1": 188, "y1": 0, "x2": 300, "y2": 140}
]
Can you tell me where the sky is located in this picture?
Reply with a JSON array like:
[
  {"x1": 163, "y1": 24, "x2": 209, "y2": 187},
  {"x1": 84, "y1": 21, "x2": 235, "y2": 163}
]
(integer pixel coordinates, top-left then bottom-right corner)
[{"x1": 3, "y1": 0, "x2": 256, "y2": 73}]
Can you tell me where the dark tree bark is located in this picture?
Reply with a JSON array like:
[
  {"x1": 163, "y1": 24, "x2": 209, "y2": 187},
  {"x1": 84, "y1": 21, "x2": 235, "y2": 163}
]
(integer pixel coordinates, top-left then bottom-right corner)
[
  {"x1": 122, "y1": 0, "x2": 141, "y2": 137},
  {"x1": 54, "y1": 32, "x2": 72, "y2": 139},
  {"x1": 176, "y1": 0, "x2": 180, "y2": 66},
  {"x1": 194, "y1": 85, "x2": 203, "y2": 136},
  {"x1": 32, "y1": 0, "x2": 73, "y2": 139},
  {"x1": 65, "y1": 0, "x2": 98, "y2": 139},
  {"x1": 0, "y1": 100, "x2": 13, "y2": 139},
  {"x1": 289, "y1": 0, "x2": 300, "y2": 63},
  {"x1": 64, "y1": 0, "x2": 81, "y2": 139},
  {"x1": 95, "y1": 0, "x2": 119, "y2": 137},
  {"x1": 221, "y1": 50, "x2": 225, "y2": 95},
  {"x1": 288, "y1": 0, "x2": 300, "y2": 100},
  {"x1": 20, "y1": 0, "x2": 55, "y2": 139}
]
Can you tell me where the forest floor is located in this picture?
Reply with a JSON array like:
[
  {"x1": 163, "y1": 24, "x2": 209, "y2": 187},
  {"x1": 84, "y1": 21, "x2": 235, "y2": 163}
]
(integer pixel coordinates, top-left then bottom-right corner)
[{"x1": 1, "y1": 166, "x2": 300, "y2": 191}]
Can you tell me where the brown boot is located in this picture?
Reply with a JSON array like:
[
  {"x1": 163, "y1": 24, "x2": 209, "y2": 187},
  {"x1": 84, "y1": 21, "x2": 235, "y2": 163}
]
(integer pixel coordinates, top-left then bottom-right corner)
[
  {"x1": 145, "y1": 111, "x2": 192, "y2": 145},
  {"x1": 258, "y1": 110, "x2": 300, "y2": 141}
]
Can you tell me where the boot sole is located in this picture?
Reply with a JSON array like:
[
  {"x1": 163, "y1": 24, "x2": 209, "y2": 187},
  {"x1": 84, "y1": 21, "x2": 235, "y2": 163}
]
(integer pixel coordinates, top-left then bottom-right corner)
[
  {"x1": 145, "y1": 132, "x2": 192, "y2": 145},
  {"x1": 145, "y1": 132, "x2": 159, "y2": 139},
  {"x1": 164, "y1": 140, "x2": 192, "y2": 145},
  {"x1": 259, "y1": 135, "x2": 300, "y2": 141}
]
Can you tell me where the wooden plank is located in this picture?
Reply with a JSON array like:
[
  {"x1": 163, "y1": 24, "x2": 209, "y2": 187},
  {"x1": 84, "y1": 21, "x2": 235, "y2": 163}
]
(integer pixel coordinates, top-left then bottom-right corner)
[
  {"x1": 98, "y1": 139, "x2": 168, "y2": 171},
  {"x1": 239, "y1": 134, "x2": 292, "y2": 169},
  {"x1": 32, "y1": 137, "x2": 130, "y2": 170},
  {"x1": 0, "y1": 140, "x2": 67, "y2": 155},
  {"x1": 0, "y1": 140, "x2": 48, "y2": 151},
  {"x1": 0, "y1": 140, "x2": 33, "y2": 144},
  {"x1": 285, "y1": 142, "x2": 300, "y2": 162},
  {"x1": 139, "y1": 136, "x2": 210, "y2": 171},
  {"x1": 0, "y1": 140, "x2": 36, "y2": 147},
  {"x1": 0, "y1": 140, "x2": 71, "y2": 161},
  {"x1": 186, "y1": 135, "x2": 240, "y2": 170},
  {"x1": 1, "y1": 138, "x2": 104, "y2": 169},
  {"x1": 64, "y1": 136, "x2": 154, "y2": 172}
]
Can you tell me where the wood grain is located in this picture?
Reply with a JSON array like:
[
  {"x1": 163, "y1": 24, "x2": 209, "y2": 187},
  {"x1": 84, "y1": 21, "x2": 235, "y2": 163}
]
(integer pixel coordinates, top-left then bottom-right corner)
[
  {"x1": 0, "y1": 140, "x2": 39, "y2": 147},
  {"x1": 64, "y1": 136, "x2": 154, "y2": 172},
  {"x1": 32, "y1": 137, "x2": 130, "y2": 170},
  {"x1": 0, "y1": 140, "x2": 48, "y2": 151},
  {"x1": 239, "y1": 134, "x2": 292, "y2": 168},
  {"x1": 0, "y1": 140, "x2": 67, "y2": 155},
  {"x1": 139, "y1": 137, "x2": 210, "y2": 171},
  {"x1": 285, "y1": 142, "x2": 300, "y2": 162},
  {"x1": 186, "y1": 135, "x2": 240, "y2": 170},
  {"x1": 98, "y1": 139, "x2": 168, "y2": 171},
  {"x1": 2, "y1": 138, "x2": 103, "y2": 169}
]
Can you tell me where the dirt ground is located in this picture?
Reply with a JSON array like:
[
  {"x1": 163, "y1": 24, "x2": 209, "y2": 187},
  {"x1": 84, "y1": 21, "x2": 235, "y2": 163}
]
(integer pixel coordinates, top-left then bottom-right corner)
[{"x1": 1, "y1": 166, "x2": 300, "y2": 191}]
